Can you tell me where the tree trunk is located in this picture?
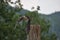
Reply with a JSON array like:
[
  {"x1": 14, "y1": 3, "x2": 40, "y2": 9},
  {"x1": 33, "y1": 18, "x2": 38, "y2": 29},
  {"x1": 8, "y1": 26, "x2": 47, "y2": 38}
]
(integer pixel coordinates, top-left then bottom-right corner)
[{"x1": 27, "y1": 25, "x2": 41, "y2": 40}]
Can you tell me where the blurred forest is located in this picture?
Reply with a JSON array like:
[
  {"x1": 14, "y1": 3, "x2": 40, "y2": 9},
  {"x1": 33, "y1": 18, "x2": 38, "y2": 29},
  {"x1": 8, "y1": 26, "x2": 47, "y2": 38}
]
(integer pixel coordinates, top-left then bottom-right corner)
[{"x1": 0, "y1": 0, "x2": 57, "y2": 40}]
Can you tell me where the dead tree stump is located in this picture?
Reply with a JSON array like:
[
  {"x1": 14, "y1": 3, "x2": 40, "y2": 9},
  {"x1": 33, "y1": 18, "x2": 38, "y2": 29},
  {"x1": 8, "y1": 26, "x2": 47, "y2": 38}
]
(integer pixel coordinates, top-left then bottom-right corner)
[{"x1": 27, "y1": 25, "x2": 41, "y2": 40}]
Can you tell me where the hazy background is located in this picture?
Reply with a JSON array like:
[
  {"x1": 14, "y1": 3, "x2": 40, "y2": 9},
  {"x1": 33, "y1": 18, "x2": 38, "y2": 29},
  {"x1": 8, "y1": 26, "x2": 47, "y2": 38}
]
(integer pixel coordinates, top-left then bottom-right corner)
[
  {"x1": 10, "y1": 0, "x2": 60, "y2": 15},
  {"x1": 20, "y1": 0, "x2": 60, "y2": 15}
]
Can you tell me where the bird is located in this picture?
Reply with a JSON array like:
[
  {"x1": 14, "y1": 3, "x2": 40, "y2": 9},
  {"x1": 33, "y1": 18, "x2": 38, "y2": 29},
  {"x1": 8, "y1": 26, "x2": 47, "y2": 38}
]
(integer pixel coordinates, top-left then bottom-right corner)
[{"x1": 18, "y1": 16, "x2": 31, "y2": 34}]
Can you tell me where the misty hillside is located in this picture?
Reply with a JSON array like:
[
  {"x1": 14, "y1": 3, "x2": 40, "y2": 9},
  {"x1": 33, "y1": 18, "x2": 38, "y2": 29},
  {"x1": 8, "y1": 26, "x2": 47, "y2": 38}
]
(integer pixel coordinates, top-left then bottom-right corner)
[{"x1": 42, "y1": 11, "x2": 60, "y2": 40}]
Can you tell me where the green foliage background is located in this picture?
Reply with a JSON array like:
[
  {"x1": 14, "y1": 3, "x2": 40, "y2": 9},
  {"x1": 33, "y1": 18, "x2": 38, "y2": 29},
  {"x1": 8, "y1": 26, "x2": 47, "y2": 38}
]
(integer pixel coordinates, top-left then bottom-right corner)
[{"x1": 0, "y1": 0, "x2": 57, "y2": 40}]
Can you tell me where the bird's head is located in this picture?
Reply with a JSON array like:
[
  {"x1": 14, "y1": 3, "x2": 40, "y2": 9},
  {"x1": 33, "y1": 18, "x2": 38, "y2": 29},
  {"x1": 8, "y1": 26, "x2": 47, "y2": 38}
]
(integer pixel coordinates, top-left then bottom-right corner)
[{"x1": 18, "y1": 16, "x2": 30, "y2": 22}]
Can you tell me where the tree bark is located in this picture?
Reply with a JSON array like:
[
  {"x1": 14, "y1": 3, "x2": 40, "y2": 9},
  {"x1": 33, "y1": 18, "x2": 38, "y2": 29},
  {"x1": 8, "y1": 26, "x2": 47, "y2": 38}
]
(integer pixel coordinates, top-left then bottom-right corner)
[{"x1": 27, "y1": 25, "x2": 41, "y2": 40}]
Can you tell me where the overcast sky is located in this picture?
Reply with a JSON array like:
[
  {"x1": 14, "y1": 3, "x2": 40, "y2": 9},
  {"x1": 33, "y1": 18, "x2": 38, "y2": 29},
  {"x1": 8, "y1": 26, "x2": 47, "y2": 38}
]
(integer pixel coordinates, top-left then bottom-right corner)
[{"x1": 10, "y1": 0, "x2": 60, "y2": 15}]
